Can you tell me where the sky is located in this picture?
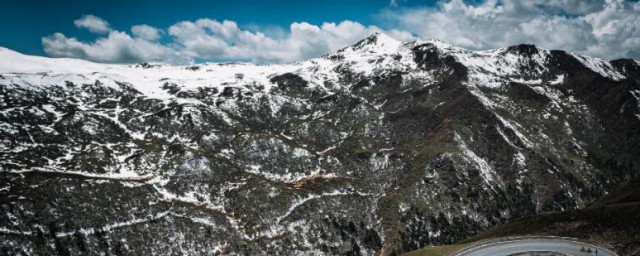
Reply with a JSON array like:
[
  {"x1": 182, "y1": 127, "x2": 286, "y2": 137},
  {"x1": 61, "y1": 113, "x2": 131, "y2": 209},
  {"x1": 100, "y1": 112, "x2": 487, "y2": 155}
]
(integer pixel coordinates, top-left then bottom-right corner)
[{"x1": 1, "y1": 0, "x2": 639, "y2": 64}]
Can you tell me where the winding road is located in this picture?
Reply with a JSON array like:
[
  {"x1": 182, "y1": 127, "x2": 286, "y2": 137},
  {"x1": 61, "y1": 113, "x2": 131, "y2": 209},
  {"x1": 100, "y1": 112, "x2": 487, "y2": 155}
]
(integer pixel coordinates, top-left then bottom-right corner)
[{"x1": 455, "y1": 237, "x2": 616, "y2": 256}]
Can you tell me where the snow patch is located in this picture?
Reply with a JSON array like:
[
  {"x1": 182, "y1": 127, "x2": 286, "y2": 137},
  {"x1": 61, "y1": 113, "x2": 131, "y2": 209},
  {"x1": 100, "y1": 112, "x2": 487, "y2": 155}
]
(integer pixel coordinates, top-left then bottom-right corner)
[
  {"x1": 454, "y1": 133, "x2": 496, "y2": 187},
  {"x1": 569, "y1": 53, "x2": 625, "y2": 80},
  {"x1": 549, "y1": 74, "x2": 565, "y2": 85}
]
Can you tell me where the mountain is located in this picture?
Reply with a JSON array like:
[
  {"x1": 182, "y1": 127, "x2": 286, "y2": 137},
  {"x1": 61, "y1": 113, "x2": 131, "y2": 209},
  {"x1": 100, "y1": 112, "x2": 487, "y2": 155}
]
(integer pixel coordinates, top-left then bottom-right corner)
[{"x1": 1, "y1": 33, "x2": 639, "y2": 255}]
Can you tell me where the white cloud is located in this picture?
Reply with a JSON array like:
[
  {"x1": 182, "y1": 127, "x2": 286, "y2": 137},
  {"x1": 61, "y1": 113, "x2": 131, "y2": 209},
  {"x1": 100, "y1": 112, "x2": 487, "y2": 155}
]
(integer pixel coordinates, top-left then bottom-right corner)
[
  {"x1": 74, "y1": 15, "x2": 111, "y2": 34},
  {"x1": 168, "y1": 19, "x2": 415, "y2": 62},
  {"x1": 44, "y1": 15, "x2": 414, "y2": 64},
  {"x1": 382, "y1": 0, "x2": 640, "y2": 60},
  {"x1": 42, "y1": 31, "x2": 187, "y2": 64},
  {"x1": 131, "y1": 24, "x2": 162, "y2": 41}
]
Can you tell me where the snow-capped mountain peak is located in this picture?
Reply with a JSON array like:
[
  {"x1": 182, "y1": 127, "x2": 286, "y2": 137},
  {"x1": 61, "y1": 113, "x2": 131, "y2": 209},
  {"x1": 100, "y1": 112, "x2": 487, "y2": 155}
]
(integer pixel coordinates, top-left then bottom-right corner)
[
  {"x1": 328, "y1": 32, "x2": 404, "y2": 59},
  {"x1": 351, "y1": 32, "x2": 402, "y2": 53}
]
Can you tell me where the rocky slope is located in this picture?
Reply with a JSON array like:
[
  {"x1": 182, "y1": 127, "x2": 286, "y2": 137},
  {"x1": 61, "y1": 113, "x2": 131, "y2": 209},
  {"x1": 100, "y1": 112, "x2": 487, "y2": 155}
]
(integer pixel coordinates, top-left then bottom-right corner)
[
  {"x1": 405, "y1": 178, "x2": 640, "y2": 256},
  {"x1": 1, "y1": 33, "x2": 639, "y2": 255}
]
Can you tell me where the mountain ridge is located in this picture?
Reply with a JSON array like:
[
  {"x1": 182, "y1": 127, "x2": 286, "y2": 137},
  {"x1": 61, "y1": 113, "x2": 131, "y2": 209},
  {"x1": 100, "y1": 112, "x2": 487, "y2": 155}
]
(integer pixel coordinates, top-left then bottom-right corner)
[{"x1": 1, "y1": 32, "x2": 636, "y2": 71}]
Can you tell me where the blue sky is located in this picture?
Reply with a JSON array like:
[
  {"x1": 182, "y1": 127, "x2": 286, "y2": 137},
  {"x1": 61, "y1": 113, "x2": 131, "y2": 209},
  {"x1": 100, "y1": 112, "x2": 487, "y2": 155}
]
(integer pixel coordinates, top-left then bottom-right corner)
[{"x1": 2, "y1": 0, "x2": 639, "y2": 63}]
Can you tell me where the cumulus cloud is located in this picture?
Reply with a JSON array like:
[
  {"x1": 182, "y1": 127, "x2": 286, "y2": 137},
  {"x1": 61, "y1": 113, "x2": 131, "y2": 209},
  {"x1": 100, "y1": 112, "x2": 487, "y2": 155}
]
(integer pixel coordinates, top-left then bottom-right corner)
[
  {"x1": 167, "y1": 19, "x2": 415, "y2": 62},
  {"x1": 42, "y1": 31, "x2": 186, "y2": 64},
  {"x1": 43, "y1": 15, "x2": 415, "y2": 64},
  {"x1": 131, "y1": 24, "x2": 162, "y2": 41},
  {"x1": 74, "y1": 15, "x2": 111, "y2": 34},
  {"x1": 382, "y1": 0, "x2": 640, "y2": 59}
]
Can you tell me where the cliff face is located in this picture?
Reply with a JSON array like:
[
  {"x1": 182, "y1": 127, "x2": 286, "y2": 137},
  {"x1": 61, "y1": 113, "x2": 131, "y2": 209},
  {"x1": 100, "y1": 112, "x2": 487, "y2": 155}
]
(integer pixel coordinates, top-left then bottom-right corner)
[{"x1": 1, "y1": 33, "x2": 639, "y2": 255}]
